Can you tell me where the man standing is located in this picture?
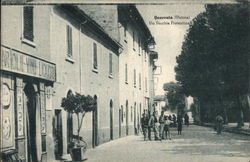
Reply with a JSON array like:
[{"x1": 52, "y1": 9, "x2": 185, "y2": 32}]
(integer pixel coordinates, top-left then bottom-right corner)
[
  {"x1": 184, "y1": 113, "x2": 189, "y2": 126},
  {"x1": 148, "y1": 111, "x2": 161, "y2": 140},
  {"x1": 215, "y1": 114, "x2": 223, "y2": 134},
  {"x1": 141, "y1": 111, "x2": 149, "y2": 141},
  {"x1": 159, "y1": 111, "x2": 165, "y2": 139}
]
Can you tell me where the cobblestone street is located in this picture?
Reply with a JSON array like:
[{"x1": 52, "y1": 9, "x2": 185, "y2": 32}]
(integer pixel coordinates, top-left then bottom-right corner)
[{"x1": 84, "y1": 125, "x2": 250, "y2": 162}]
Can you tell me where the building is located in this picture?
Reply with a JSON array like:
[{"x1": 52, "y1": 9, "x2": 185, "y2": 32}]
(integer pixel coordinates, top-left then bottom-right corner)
[
  {"x1": 1, "y1": 4, "x2": 157, "y2": 161},
  {"x1": 1, "y1": 5, "x2": 121, "y2": 161},
  {"x1": 50, "y1": 6, "x2": 121, "y2": 159},
  {"x1": 79, "y1": 4, "x2": 158, "y2": 137},
  {"x1": 1, "y1": 5, "x2": 56, "y2": 161}
]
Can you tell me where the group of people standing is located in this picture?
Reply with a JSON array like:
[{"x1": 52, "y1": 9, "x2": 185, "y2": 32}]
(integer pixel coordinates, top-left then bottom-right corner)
[{"x1": 141, "y1": 110, "x2": 190, "y2": 141}]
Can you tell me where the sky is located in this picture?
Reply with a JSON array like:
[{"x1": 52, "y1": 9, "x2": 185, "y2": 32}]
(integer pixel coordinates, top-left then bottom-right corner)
[{"x1": 137, "y1": 4, "x2": 205, "y2": 96}]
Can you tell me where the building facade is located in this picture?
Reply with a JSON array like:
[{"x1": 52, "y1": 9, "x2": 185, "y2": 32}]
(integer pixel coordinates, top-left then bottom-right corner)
[
  {"x1": 1, "y1": 4, "x2": 156, "y2": 161},
  {"x1": 79, "y1": 4, "x2": 158, "y2": 137}
]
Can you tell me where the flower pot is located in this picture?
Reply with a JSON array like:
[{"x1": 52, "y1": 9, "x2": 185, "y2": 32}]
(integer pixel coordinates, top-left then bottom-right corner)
[{"x1": 70, "y1": 147, "x2": 87, "y2": 161}]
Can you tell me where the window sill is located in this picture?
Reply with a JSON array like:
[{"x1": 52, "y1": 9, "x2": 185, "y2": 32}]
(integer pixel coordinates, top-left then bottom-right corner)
[
  {"x1": 125, "y1": 81, "x2": 128, "y2": 84},
  {"x1": 21, "y1": 38, "x2": 36, "y2": 48},
  {"x1": 92, "y1": 68, "x2": 99, "y2": 73},
  {"x1": 108, "y1": 74, "x2": 113, "y2": 79},
  {"x1": 65, "y1": 57, "x2": 75, "y2": 64}
]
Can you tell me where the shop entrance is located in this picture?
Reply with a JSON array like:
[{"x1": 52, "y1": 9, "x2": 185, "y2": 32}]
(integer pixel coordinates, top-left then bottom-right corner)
[
  {"x1": 54, "y1": 110, "x2": 63, "y2": 159},
  {"x1": 24, "y1": 83, "x2": 37, "y2": 162}
]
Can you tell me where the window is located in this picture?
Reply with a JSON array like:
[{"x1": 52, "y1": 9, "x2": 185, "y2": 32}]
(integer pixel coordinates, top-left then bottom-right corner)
[
  {"x1": 66, "y1": 25, "x2": 72, "y2": 57},
  {"x1": 138, "y1": 38, "x2": 141, "y2": 55},
  {"x1": 125, "y1": 63, "x2": 128, "y2": 83},
  {"x1": 124, "y1": 24, "x2": 127, "y2": 42},
  {"x1": 134, "y1": 69, "x2": 136, "y2": 88},
  {"x1": 145, "y1": 77, "x2": 148, "y2": 92},
  {"x1": 109, "y1": 53, "x2": 113, "y2": 76},
  {"x1": 23, "y1": 6, "x2": 34, "y2": 41},
  {"x1": 132, "y1": 31, "x2": 135, "y2": 49},
  {"x1": 131, "y1": 106, "x2": 133, "y2": 122},
  {"x1": 93, "y1": 43, "x2": 98, "y2": 70},
  {"x1": 139, "y1": 73, "x2": 141, "y2": 90}
]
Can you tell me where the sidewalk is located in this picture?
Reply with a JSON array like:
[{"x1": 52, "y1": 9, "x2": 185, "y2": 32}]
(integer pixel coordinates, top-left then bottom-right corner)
[{"x1": 201, "y1": 122, "x2": 250, "y2": 135}]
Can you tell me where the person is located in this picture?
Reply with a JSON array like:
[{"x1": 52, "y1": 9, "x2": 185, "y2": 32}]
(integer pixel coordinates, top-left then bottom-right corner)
[
  {"x1": 177, "y1": 115, "x2": 183, "y2": 135},
  {"x1": 159, "y1": 111, "x2": 165, "y2": 140},
  {"x1": 164, "y1": 115, "x2": 172, "y2": 140},
  {"x1": 172, "y1": 114, "x2": 177, "y2": 127},
  {"x1": 148, "y1": 111, "x2": 161, "y2": 141},
  {"x1": 215, "y1": 114, "x2": 223, "y2": 134},
  {"x1": 184, "y1": 113, "x2": 189, "y2": 126},
  {"x1": 141, "y1": 112, "x2": 149, "y2": 141}
]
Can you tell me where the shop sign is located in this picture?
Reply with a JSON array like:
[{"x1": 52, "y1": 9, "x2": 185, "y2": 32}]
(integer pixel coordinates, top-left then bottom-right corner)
[
  {"x1": 1, "y1": 46, "x2": 56, "y2": 82},
  {"x1": 40, "y1": 91, "x2": 46, "y2": 134},
  {"x1": 16, "y1": 78, "x2": 24, "y2": 137}
]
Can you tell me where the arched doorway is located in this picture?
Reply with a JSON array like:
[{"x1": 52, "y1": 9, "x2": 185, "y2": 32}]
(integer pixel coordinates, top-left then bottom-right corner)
[
  {"x1": 119, "y1": 106, "x2": 123, "y2": 138},
  {"x1": 126, "y1": 100, "x2": 129, "y2": 135},
  {"x1": 110, "y1": 100, "x2": 113, "y2": 140},
  {"x1": 66, "y1": 90, "x2": 73, "y2": 153},
  {"x1": 134, "y1": 102, "x2": 137, "y2": 135},
  {"x1": 24, "y1": 83, "x2": 37, "y2": 162},
  {"x1": 92, "y1": 95, "x2": 98, "y2": 148}
]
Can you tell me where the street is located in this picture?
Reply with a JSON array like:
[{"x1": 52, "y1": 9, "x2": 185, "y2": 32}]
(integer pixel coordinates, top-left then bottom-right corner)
[{"x1": 85, "y1": 125, "x2": 250, "y2": 162}]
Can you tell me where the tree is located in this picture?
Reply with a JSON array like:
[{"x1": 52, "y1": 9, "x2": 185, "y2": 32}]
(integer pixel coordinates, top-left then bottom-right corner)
[
  {"x1": 175, "y1": 4, "x2": 249, "y2": 126},
  {"x1": 61, "y1": 93, "x2": 96, "y2": 144},
  {"x1": 163, "y1": 82, "x2": 186, "y2": 115}
]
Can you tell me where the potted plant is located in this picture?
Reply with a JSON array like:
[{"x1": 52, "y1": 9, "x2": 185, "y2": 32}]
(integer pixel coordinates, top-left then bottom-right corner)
[{"x1": 61, "y1": 93, "x2": 96, "y2": 161}]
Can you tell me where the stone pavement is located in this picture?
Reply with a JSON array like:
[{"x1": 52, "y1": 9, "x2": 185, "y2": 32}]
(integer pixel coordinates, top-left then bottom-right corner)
[{"x1": 55, "y1": 125, "x2": 250, "y2": 162}]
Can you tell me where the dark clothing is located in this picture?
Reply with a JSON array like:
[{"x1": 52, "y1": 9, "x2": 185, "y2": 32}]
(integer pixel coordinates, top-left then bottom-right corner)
[
  {"x1": 215, "y1": 115, "x2": 223, "y2": 134},
  {"x1": 141, "y1": 116, "x2": 149, "y2": 140},
  {"x1": 184, "y1": 114, "x2": 189, "y2": 126},
  {"x1": 177, "y1": 117, "x2": 183, "y2": 135}
]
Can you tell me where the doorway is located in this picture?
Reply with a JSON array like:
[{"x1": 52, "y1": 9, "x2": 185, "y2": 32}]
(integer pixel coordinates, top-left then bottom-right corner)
[
  {"x1": 54, "y1": 109, "x2": 63, "y2": 159},
  {"x1": 126, "y1": 100, "x2": 129, "y2": 135},
  {"x1": 24, "y1": 83, "x2": 37, "y2": 162},
  {"x1": 119, "y1": 106, "x2": 122, "y2": 138},
  {"x1": 92, "y1": 95, "x2": 98, "y2": 148},
  {"x1": 66, "y1": 90, "x2": 73, "y2": 153},
  {"x1": 134, "y1": 102, "x2": 137, "y2": 135},
  {"x1": 110, "y1": 100, "x2": 113, "y2": 140}
]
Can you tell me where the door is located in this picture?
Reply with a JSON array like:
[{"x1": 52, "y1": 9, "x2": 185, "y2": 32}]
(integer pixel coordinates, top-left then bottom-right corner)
[
  {"x1": 134, "y1": 102, "x2": 137, "y2": 134},
  {"x1": 24, "y1": 84, "x2": 37, "y2": 162},
  {"x1": 110, "y1": 100, "x2": 113, "y2": 140},
  {"x1": 126, "y1": 100, "x2": 129, "y2": 135},
  {"x1": 54, "y1": 110, "x2": 63, "y2": 159},
  {"x1": 92, "y1": 95, "x2": 98, "y2": 148},
  {"x1": 119, "y1": 108, "x2": 122, "y2": 138}
]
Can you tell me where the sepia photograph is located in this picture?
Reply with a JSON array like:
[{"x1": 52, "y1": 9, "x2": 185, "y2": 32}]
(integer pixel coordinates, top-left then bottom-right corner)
[{"x1": 0, "y1": 0, "x2": 250, "y2": 161}]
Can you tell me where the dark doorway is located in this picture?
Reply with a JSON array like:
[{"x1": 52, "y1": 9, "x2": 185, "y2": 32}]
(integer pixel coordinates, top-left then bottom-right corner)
[
  {"x1": 110, "y1": 100, "x2": 113, "y2": 140},
  {"x1": 24, "y1": 83, "x2": 37, "y2": 162},
  {"x1": 126, "y1": 100, "x2": 129, "y2": 135},
  {"x1": 54, "y1": 109, "x2": 63, "y2": 159},
  {"x1": 119, "y1": 106, "x2": 122, "y2": 138},
  {"x1": 92, "y1": 95, "x2": 98, "y2": 148},
  {"x1": 66, "y1": 90, "x2": 73, "y2": 153},
  {"x1": 134, "y1": 102, "x2": 137, "y2": 135}
]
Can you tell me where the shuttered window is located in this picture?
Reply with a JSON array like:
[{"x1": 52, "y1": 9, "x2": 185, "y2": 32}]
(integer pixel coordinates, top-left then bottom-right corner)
[
  {"x1": 139, "y1": 73, "x2": 141, "y2": 90},
  {"x1": 93, "y1": 43, "x2": 98, "y2": 69},
  {"x1": 134, "y1": 69, "x2": 136, "y2": 87},
  {"x1": 23, "y1": 6, "x2": 34, "y2": 41},
  {"x1": 109, "y1": 53, "x2": 113, "y2": 75},
  {"x1": 125, "y1": 63, "x2": 128, "y2": 83},
  {"x1": 66, "y1": 25, "x2": 72, "y2": 57}
]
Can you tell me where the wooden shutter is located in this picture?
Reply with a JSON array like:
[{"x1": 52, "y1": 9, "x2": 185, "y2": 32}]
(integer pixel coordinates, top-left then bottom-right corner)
[
  {"x1": 23, "y1": 6, "x2": 34, "y2": 41},
  {"x1": 93, "y1": 43, "x2": 97, "y2": 69},
  {"x1": 67, "y1": 25, "x2": 72, "y2": 57}
]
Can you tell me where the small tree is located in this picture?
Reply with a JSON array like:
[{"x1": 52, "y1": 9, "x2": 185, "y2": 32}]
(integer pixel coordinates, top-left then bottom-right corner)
[{"x1": 61, "y1": 93, "x2": 96, "y2": 145}]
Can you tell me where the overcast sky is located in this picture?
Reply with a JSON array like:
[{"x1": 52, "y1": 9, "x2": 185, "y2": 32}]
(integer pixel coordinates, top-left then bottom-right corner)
[{"x1": 137, "y1": 4, "x2": 205, "y2": 96}]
